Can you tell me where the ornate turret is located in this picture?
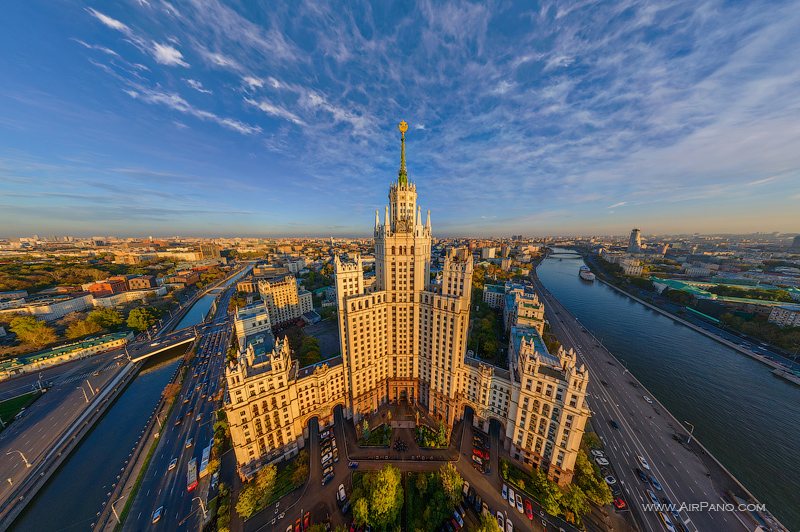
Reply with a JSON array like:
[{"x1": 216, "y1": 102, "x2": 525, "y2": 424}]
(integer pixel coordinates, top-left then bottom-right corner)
[{"x1": 398, "y1": 120, "x2": 408, "y2": 185}]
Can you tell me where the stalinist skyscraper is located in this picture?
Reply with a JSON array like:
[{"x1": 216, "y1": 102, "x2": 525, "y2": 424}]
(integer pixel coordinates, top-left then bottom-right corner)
[{"x1": 335, "y1": 120, "x2": 473, "y2": 427}]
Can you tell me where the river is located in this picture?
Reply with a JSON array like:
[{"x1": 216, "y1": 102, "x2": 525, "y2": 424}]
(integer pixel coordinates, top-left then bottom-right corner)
[
  {"x1": 537, "y1": 250, "x2": 800, "y2": 530},
  {"x1": 12, "y1": 269, "x2": 246, "y2": 531}
]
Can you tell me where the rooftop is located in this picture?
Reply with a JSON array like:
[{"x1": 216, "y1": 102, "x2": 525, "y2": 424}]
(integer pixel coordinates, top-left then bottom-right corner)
[{"x1": 510, "y1": 325, "x2": 560, "y2": 367}]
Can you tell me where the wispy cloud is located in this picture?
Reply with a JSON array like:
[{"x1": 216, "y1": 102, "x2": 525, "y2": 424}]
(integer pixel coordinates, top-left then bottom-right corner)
[
  {"x1": 184, "y1": 78, "x2": 211, "y2": 95},
  {"x1": 244, "y1": 98, "x2": 304, "y2": 126},
  {"x1": 152, "y1": 42, "x2": 188, "y2": 67}
]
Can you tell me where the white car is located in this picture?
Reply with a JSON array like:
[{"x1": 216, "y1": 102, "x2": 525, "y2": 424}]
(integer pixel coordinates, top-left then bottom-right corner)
[
  {"x1": 497, "y1": 511, "x2": 505, "y2": 530},
  {"x1": 590, "y1": 449, "x2": 605, "y2": 458},
  {"x1": 643, "y1": 395, "x2": 653, "y2": 404},
  {"x1": 462, "y1": 480, "x2": 470, "y2": 497},
  {"x1": 604, "y1": 475, "x2": 617, "y2": 486},
  {"x1": 501, "y1": 483, "x2": 508, "y2": 500},
  {"x1": 637, "y1": 455, "x2": 651, "y2": 471},
  {"x1": 337, "y1": 483, "x2": 346, "y2": 503},
  {"x1": 506, "y1": 517, "x2": 514, "y2": 532},
  {"x1": 515, "y1": 493, "x2": 523, "y2": 513},
  {"x1": 508, "y1": 487, "x2": 516, "y2": 507},
  {"x1": 321, "y1": 452, "x2": 332, "y2": 464},
  {"x1": 595, "y1": 457, "x2": 609, "y2": 467}
]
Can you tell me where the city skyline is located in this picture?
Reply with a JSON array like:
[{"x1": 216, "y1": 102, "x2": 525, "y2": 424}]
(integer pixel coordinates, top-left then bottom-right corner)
[{"x1": 2, "y1": 1, "x2": 800, "y2": 237}]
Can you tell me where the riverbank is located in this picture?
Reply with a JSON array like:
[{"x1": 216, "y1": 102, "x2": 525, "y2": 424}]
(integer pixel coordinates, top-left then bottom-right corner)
[{"x1": 596, "y1": 277, "x2": 799, "y2": 386}]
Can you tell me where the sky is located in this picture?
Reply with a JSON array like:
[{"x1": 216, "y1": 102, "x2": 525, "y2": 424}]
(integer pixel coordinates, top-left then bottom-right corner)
[{"x1": 1, "y1": 1, "x2": 799, "y2": 238}]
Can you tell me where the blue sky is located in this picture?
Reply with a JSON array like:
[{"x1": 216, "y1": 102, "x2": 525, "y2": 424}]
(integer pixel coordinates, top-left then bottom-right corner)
[{"x1": 1, "y1": 1, "x2": 799, "y2": 237}]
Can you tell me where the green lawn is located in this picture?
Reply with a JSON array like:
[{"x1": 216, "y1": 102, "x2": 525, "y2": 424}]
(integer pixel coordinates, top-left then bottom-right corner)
[
  {"x1": 0, "y1": 391, "x2": 41, "y2": 427},
  {"x1": 360, "y1": 424, "x2": 392, "y2": 447}
]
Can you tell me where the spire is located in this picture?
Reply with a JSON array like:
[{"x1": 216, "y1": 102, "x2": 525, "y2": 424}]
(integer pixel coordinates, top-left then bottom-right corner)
[
  {"x1": 416, "y1": 205, "x2": 422, "y2": 227},
  {"x1": 375, "y1": 209, "x2": 380, "y2": 231},
  {"x1": 384, "y1": 205, "x2": 390, "y2": 227},
  {"x1": 425, "y1": 209, "x2": 431, "y2": 230},
  {"x1": 398, "y1": 120, "x2": 408, "y2": 186}
]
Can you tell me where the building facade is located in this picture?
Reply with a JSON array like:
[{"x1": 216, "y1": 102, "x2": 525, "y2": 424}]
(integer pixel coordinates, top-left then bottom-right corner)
[
  {"x1": 257, "y1": 276, "x2": 313, "y2": 326},
  {"x1": 225, "y1": 123, "x2": 590, "y2": 485}
]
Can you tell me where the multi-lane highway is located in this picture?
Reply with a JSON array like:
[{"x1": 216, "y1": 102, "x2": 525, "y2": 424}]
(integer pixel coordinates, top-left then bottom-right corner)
[
  {"x1": 0, "y1": 349, "x2": 126, "y2": 504},
  {"x1": 533, "y1": 276, "x2": 755, "y2": 532},
  {"x1": 124, "y1": 287, "x2": 235, "y2": 531}
]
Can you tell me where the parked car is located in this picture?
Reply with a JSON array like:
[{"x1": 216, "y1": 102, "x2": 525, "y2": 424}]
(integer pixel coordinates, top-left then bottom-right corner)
[
  {"x1": 604, "y1": 475, "x2": 617, "y2": 486},
  {"x1": 453, "y1": 510, "x2": 464, "y2": 528},
  {"x1": 462, "y1": 480, "x2": 470, "y2": 497},
  {"x1": 472, "y1": 454, "x2": 483, "y2": 466},
  {"x1": 322, "y1": 472, "x2": 334, "y2": 486},
  {"x1": 322, "y1": 452, "x2": 332, "y2": 463},
  {"x1": 590, "y1": 449, "x2": 605, "y2": 458},
  {"x1": 614, "y1": 497, "x2": 627, "y2": 510},
  {"x1": 323, "y1": 464, "x2": 334, "y2": 477},
  {"x1": 473, "y1": 447, "x2": 489, "y2": 460},
  {"x1": 514, "y1": 493, "x2": 523, "y2": 513},
  {"x1": 524, "y1": 499, "x2": 533, "y2": 520},
  {"x1": 595, "y1": 457, "x2": 610, "y2": 466},
  {"x1": 496, "y1": 512, "x2": 504, "y2": 530},
  {"x1": 348, "y1": 461, "x2": 359, "y2": 469},
  {"x1": 338, "y1": 483, "x2": 347, "y2": 503},
  {"x1": 482, "y1": 502, "x2": 489, "y2": 515},
  {"x1": 507, "y1": 487, "x2": 516, "y2": 507},
  {"x1": 502, "y1": 483, "x2": 508, "y2": 501},
  {"x1": 505, "y1": 518, "x2": 514, "y2": 532}
]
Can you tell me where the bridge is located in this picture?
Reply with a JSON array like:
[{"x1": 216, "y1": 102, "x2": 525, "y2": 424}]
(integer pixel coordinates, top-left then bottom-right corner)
[{"x1": 125, "y1": 324, "x2": 205, "y2": 362}]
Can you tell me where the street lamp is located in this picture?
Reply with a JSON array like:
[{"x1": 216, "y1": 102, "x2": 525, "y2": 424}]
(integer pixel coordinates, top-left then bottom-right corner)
[
  {"x1": 7, "y1": 450, "x2": 31, "y2": 468},
  {"x1": 111, "y1": 494, "x2": 126, "y2": 524},
  {"x1": 78, "y1": 386, "x2": 89, "y2": 403},
  {"x1": 192, "y1": 497, "x2": 208, "y2": 519},
  {"x1": 684, "y1": 420, "x2": 695, "y2": 444}
]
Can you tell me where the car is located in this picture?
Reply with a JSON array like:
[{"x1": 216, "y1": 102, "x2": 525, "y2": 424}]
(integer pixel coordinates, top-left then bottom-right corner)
[
  {"x1": 590, "y1": 449, "x2": 605, "y2": 458},
  {"x1": 152, "y1": 506, "x2": 163, "y2": 524},
  {"x1": 508, "y1": 487, "x2": 517, "y2": 508},
  {"x1": 473, "y1": 447, "x2": 489, "y2": 460},
  {"x1": 515, "y1": 493, "x2": 523, "y2": 513},
  {"x1": 322, "y1": 452, "x2": 332, "y2": 463},
  {"x1": 453, "y1": 510, "x2": 464, "y2": 528},
  {"x1": 348, "y1": 460, "x2": 359, "y2": 469},
  {"x1": 647, "y1": 489, "x2": 660, "y2": 505},
  {"x1": 524, "y1": 499, "x2": 533, "y2": 520},
  {"x1": 195, "y1": 413, "x2": 202, "y2": 422},
  {"x1": 505, "y1": 518, "x2": 513, "y2": 532},
  {"x1": 303, "y1": 511, "x2": 310, "y2": 529},
  {"x1": 643, "y1": 395, "x2": 653, "y2": 404},
  {"x1": 472, "y1": 454, "x2": 483, "y2": 466},
  {"x1": 473, "y1": 493, "x2": 482, "y2": 513},
  {"x1": 342, "y1": 499, "x2": 351, "y2": 514},
  {"x1": 320, "y1": 430, "x2": 331, "y2": 440},
  {"x1": 595, "y1": 457, "x2": 609, "y2": 466},
  {"x1": 333, "y1": 448, "x2": 340, "y2": 462},
  {"x1": 482, "y1": 502, "x2": 489, "y2": 515},
  {"x1": 608, "y1": 419, "x2": 620, "y2": 429},
  {"x1": 496, "y1": 512, "x2": 505, "y2": 530},
  {"x1": 185, "y1": 438, "x2": 193, "y2": 448},
  {"x1": 502, "y1": 483, "x2": 508, "y2": 500},
  {"x1": 613, "y1": 497, "x2": 627, "y2": 510},
  {"x1": 168, "y1": 458, "x2": 177, "y2": 471},
  {"x1": 659, "y1": 512, "x2": 677, "y2": 532},
  {"x1": 338, "y1": 483, "x2": 347, "y2": 503},
  {"x1": 604, "y1": 475, "x2": 617, "y2": 486},
  {"x1": 650, "y1": 476, "x2": 663, "y2": 491},
  {"x1": 174, "y1": 417, "x2": 182, "y2": 426},
  {"x1": 323, "y1": 464, "x2": 334, "y2": 477},
  {"x1": 637, "y1": 455, "x2": 651, "y2": 470},
  {"x1": 322, "y1": 472, "x2": 334, "y2": 486},
  {"x1": 322, "y1": 443, "x2": 333, "y2": 454},
  {"x1": 449, "y1": 517, "x2": 461, "y2": 530},
  {"x1": 462, "y1": 480, "x2": 470, "y2": 497}
]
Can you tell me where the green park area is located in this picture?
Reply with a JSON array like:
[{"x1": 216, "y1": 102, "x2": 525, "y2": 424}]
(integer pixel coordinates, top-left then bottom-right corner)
[{"x1": 0, "y1": 390, "x2": 41, "y2": 428}]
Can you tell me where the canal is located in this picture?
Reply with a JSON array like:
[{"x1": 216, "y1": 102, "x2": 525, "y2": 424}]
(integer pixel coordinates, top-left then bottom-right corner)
[
  {"x1": 537, "y1": 250, "x2": 800, "y2": 530},
  {"x1": 12, "y1": 269, "x2": 247, "y2": 531}
]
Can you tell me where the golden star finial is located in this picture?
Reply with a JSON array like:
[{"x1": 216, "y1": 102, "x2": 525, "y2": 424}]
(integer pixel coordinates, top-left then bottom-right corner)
[{"x1": 398, "y1": 120, "x2": 408, "y2": 135}]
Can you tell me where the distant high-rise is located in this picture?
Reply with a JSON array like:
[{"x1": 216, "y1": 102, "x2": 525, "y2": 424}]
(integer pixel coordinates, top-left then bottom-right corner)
[
  {"x1": 628, "y1": 228, "x2": 642, "y2": 253},
  {"x1": 792, "y1": 235, "x2": 800, "y2": 250}
]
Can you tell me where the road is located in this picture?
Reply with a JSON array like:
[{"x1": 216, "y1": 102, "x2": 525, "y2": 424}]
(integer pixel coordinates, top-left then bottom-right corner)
[
  {"x1": 0, "y1": 349, "x2": 126, "y2": 503},
  {"x1": 533, "y1": 276, "x2": 753, "y2": 532},
  {"x1": 124, "y1": 286, "x2": 235, "y2": 531}
]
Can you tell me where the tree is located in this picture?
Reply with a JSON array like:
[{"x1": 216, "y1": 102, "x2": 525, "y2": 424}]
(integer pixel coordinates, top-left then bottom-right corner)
[
  {"x1": 10, "y1": 316, "x2": 57, "y2": 348},
  {"x1": 561, "y1": 484, "x2": 589, "y2": 525},
  {"x1": 475, "y1": 511, "x2": 502, "y2": 532},
  {"x1": 127, "y1": 306, "x2": 159, "y2": 332},
  {"x1": 66, "y1": 318, "x2": 103, "y2": 339},
  {"x1": 574, "y1": 450, "x2": 613, "y2": 506},
  {"x1": 255, "y1": 464, "x2": 277, "y2": 495},
  {"x1": 235, "y1": 484, "x2": 260, "y2": 518},
  {"x1": 365, "y1": 465, "x2": 404, "y2": 529},
  {"x1": 438, "y1": 463, "x2": 463, "y2": 507},
  {"x1": 87, "y1": 308, "x2": 123, "y2": 329},
  {"x1": 292, "y1": 460, "x2": 309, "y2": 486},
  {"x1": 352, "y1": 497, "x2": 369, "y2": 526}
]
